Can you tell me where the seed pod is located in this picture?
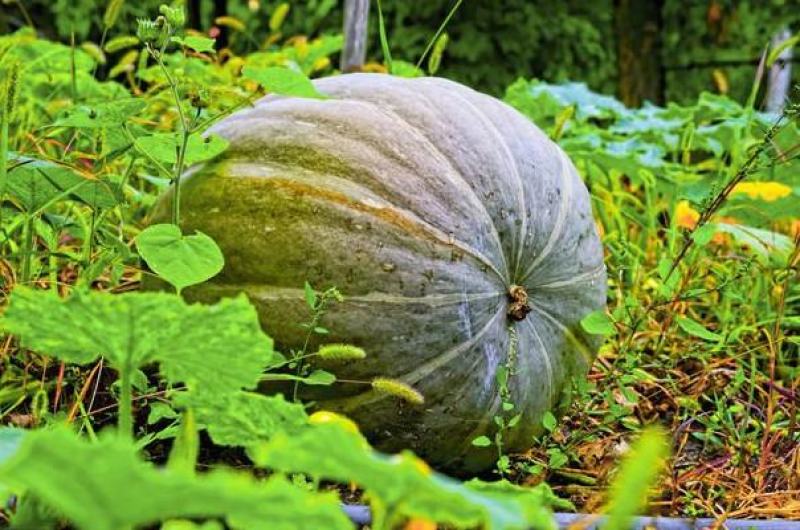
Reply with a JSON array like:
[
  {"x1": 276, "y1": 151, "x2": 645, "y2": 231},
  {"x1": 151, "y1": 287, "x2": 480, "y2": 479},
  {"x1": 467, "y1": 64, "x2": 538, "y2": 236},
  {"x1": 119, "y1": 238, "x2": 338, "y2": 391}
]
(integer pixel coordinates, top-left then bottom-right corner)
[
  {"x1": 428, "y1": 32, "x2": 448, "y2": 75},
  {"x1": 159, "y1": 4, "x2": 186, "y2": 29},
  {"x1": 103, "y1": 0, "x2": 124, "y2": 30},
  {"x1": 137, "y1": 19, "x2": 162, "y2": 46},
  {"x1": 269, "y1": 3, "x2": 290, "y2": 33},
  {"x1": 2, "y1": 61, "x2": 21, "y2": 118},
  {"x1": 81, "y1": 42, "x2": 106, "y2": 65},
  {"x1": 109, "y1": 50, "x2": 139, "y2": 78},
  {"x1": 371, "y1": 377, "x2": 424, "y2": 406},
  {"x1": 316, "y1": 344, "x2": 367, "y2": 362},
  {"x1": 105, "y1": 35, "x2": 141, "y2": 54},
  {"x1": 214, "y1": 16, "x2": 246, "y2": 32}
]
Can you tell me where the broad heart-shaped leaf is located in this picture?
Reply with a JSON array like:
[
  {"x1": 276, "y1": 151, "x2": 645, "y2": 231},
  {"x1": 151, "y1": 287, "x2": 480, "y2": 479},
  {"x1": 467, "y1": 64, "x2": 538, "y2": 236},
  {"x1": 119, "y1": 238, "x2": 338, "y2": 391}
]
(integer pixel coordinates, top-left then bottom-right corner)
[
  {"x1": 7, "y1": 155, "x2": 118, "y2": 211},
  {"x1": 580, "y1": 310, "x2": 615, "y2": 337},
  {"x1": 241, "y1": 66, "x2": 327, "y2": 99},
  {"x1": 1, "y1": 288, "x2": 274, "y2": 394},
  {"x1": 134, "y1": 132, "x2": 229, "y2": 166},
  {"x1": 173, "y1": 390, "x2": 307, "y2": 461},
  {"x1": 137, "y1": 224, "x2": 224, "y2": 293},
  {"x1": 0, "y1": 428, "x2": 351, "y2": 530},
  {"x1": 255, "y1": 423, "x2": 558, "y2": 530}
]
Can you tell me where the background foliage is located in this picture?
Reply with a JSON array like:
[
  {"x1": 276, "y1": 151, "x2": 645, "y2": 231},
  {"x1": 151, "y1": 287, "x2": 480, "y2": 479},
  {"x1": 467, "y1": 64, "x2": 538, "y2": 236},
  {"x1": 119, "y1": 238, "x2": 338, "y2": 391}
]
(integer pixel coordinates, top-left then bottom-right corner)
[{"x1": 5, "y1": 0, "x2": 798, "y2": 104}]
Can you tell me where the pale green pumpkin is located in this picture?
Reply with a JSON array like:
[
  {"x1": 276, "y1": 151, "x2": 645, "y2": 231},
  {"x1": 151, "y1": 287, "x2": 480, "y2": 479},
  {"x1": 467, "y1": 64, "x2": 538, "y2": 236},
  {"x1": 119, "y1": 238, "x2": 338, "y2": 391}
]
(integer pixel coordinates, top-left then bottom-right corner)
[{"x1": 152, "y1": 73, "x2": 606, "y2": 472}]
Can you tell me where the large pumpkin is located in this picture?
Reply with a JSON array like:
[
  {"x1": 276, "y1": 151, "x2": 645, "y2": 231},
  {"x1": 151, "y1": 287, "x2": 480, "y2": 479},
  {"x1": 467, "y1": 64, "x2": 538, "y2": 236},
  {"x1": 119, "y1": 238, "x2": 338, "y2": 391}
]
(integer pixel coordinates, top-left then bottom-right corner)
[{"x1": 154, "y1": 73, "x2": 606, "y2": 472}]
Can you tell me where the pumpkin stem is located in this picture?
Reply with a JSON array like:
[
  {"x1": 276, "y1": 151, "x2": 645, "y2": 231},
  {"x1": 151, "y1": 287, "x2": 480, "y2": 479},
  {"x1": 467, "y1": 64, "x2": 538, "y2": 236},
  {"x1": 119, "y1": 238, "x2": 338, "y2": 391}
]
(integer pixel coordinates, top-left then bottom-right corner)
[{"x1": 507, "y1": 285, "x2": 531, "y2": 321}]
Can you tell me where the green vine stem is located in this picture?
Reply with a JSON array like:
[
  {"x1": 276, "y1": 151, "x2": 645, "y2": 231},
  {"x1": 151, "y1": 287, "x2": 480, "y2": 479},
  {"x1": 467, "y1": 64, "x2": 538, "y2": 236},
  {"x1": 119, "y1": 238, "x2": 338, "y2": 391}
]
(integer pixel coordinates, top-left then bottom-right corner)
[
  {"x1": 118, "y1": 363, "x2": 133, "y2": 439},
  {"x1": 155, "y1": 53, "x2": 191, "y2": 226}
]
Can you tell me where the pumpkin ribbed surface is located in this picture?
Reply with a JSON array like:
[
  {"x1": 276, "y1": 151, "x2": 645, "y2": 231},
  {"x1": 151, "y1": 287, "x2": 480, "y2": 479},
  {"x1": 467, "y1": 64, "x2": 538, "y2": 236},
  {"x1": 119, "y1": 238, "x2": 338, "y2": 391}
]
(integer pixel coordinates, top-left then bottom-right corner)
[{"x1": 155, "y1": 73, "x2": 606, "y2": 471}]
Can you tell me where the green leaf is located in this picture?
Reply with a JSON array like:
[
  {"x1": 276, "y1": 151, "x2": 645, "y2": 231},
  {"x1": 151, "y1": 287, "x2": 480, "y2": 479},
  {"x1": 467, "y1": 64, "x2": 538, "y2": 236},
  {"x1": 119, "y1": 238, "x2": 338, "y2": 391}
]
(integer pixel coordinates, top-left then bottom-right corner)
[
  {"x1": 255, "y1": 423, "x2": 558, "y2": 530},
  {"x1": 260, "y1": 369, "x2": 336, "y2": 386},
  {"x1": 601, "y1": 428, "x2": 668, "y2": 530},
  {"x1": 714, "y1": 222, "x2": 794, "y2": 260},
  {"x1": 580, "y1": 310, "x2": 615, "y2": 336},
  {"x1": 471, "y1": 435, "x2": 492, "y2": 447},
  {"x1": 8, "y1": 156, "x2": 118, "y2": 210},
  {"x1": 303, "y1": 281, "x2": 317, "y2": 309},
  {"x1": 8, "y1": 494, "x2": 60, "y2": 530},
  {"x1": 547, "y1": 448, "x2": 568, "y2": 469},
  {"x1": 375, "y1": 0, "x2": 393, "y2": 74},
  {"x1": 137, "y1": 224, "x2": 224, "y2": 292},
  {"x1": 0, "y1": 428, "x2": 351, "y2": 530},
  {"x1": 766, "y1": 33, "x2": 799, "y2": 66},
  {"x1": 541, "y1": 411, "x2": 557, "y2": 432},
  {"x1": 163, "y1": 521, "x2": 224, "y2": 530},
  {"x1": 148, "y1": 402, "x2": 179, "y2": 424},
  {"x1": 304, "y1": 369, "x2": 336, "y2": 385},
  {"x1": 134, "y1": 133, "x2": 229, "y2": 166},
  {"x1": 691, "y1": 223, "x2": 717, "y2": 247},
  {"x1": 173, "y1": 390, "x2": 307, "y2": 461},
  {"x1": 1, "y1": 288, "x2": 275, "y2": 394},
  {"x1": 55, "y1": 99, "x2": 146, "y2": 128},
  {"x1": 241, "y1": 66, "x2": 327, "y2": 99},
  {"x1": 172, "y1": 36, "x2": 216, "y2": 53},
  {"x1": 676, "y1": 316, "x2": 721, "y2": 342},
  {"x1": 656, "y1": 257, "x2": 681, "y2": 297}
]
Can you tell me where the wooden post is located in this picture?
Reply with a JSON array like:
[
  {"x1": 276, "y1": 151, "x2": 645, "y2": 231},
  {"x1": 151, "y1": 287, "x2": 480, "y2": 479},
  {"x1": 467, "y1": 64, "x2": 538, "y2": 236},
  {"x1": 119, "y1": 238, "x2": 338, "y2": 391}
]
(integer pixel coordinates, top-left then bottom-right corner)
[
  {"x1": 341, "y1": 0, "x2": 370, "y2": 72},
  {"x1": 615, "y1": 0, "x2": 665, "y2": 107},
  {"x1": 214, "y1": 0, "x2": 228, "y2": 48},
  {"x1": 765, "y1": 28, "x2": 793, "y2": 112},
  {"x1": 187, "y1": 0, "x2": 202, "y2": 31}
]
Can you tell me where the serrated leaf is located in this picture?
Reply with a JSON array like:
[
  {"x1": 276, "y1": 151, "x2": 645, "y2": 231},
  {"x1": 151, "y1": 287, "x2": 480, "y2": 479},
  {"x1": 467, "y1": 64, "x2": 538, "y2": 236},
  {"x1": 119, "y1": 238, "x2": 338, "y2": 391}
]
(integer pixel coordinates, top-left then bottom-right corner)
[
  {"x1": 134, "y1": 133, "x2": 229, "y2": 166},
  {"x1": 241, "y1": 66, "x2": 327, "y2": 99},
  {"x1": 148, "y1": 402, "x2": 179, "y2": 425},
  {"x1": 8, "y1": 156, "x2": 118, "y2": 210},
  {"x1": 137, "y1": 224, "x2": 224, "y2": 292},
  {"x1": 676, "y1": 316, "x2": 721, "y2": 342},
  {"x1": 580, "y1": 310, "x2": 615, "y2": 336},
  {"x1": 174, "y1": 390, "x2": 307, "y2": 461},
  {"x1": 172, "y1": 36, "x2": 216, "y2": 53},
  {"x1": 0, "y1": 428, "x2": 351, "y2": 530},
  {"x1": 1, "y1": 288, "x2": 275, "y2": 394},
  {"x1": 256, "y1": 423, "x2": 558, "y2": 530},
  {"x1": 55, "y1": 99, "x2": 146, "y2": 128}
]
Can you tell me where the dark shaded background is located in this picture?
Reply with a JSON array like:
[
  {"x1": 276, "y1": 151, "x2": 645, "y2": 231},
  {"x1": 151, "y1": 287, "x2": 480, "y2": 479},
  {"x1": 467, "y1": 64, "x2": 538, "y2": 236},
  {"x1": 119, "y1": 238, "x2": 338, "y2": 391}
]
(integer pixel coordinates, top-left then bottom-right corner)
[{"x1": 2, "y1": 0, "x2": 798, "y2": 106}]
